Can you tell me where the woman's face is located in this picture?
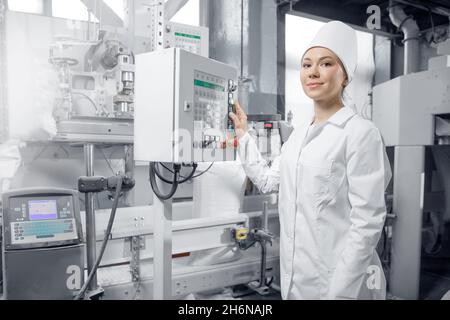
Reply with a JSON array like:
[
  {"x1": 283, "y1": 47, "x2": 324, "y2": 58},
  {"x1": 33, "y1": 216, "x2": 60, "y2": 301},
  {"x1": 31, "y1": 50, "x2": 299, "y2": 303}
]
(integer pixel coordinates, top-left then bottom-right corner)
[{"x1": 300, "y1": 47, "x2": 348, "y2": 103}]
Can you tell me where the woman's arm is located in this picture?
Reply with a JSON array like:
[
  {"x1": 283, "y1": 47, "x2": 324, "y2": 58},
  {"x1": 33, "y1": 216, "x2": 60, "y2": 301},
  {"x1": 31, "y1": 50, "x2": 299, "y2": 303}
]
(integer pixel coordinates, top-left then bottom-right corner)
[
  {"x1": 327, "y1": 125, "x2": 390, "y2": 299},
  {"x1": 238, "y1": 133, "x2": 281, "y2": 193},
  {"x1": 229, "y1": 102, "x2": 281, "y2": 194}
]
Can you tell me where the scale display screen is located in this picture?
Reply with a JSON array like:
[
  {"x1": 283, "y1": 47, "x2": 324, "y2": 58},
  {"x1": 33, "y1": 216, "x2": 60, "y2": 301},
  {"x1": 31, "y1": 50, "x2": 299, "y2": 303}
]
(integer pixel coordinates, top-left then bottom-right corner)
[
  {"x1": 29, "y1": 200, "x2": 58, "y2": 221},
  {"x1": 4, "y1": 194, "x2": 81, "y2": 248}
]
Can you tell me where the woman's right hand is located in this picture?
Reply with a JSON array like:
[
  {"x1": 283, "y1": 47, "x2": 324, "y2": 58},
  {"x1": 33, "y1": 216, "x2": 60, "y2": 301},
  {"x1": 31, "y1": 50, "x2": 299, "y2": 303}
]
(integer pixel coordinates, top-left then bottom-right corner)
[{"x1": 228, "y1": 101, "x2": 248, "y2": 139}]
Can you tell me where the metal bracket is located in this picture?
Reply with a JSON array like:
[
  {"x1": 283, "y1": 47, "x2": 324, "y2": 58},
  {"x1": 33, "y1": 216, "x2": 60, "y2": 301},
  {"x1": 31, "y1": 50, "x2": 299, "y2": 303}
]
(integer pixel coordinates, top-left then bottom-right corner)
[
  {"x1": 147, "y1": 0, "x2": 165, "y2": 51},
  {"x1": 130, "y1": 235, "x2": 144, "y2": 298}
]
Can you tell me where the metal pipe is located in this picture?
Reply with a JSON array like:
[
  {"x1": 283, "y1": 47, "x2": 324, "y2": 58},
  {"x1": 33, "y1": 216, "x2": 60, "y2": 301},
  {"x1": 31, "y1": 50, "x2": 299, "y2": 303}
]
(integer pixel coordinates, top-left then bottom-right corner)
[
  {"x1": 262, "y1": 201, "x2": 269, "y2": 230},
  {"x1": 199, "y1": 0, "x2": 209, "y2": 27},
  {"x1": 394, "y1": 0, "x2": 450, "y2": 17},
  {"x1": 43, "y1": 0, "x2": 52, "y2": 17},
  {"x1": 389, "y1": 0, "x2": 421, "y2": 74},
  {"x1": 240, "y1": 0, "x2": 244, "y2": 79},
  {"x1": 0, "y1": 0, "x2": 8, "y2": 144},
  {"x1": 84, "y1": 143, "x2": 98, "y2": 292},
  {"x1": 153, "y1": 198, "x2": 173, "y2": 299},
  {"x1": 259, "y1": 241, "x2": 267, "y2": 287}
]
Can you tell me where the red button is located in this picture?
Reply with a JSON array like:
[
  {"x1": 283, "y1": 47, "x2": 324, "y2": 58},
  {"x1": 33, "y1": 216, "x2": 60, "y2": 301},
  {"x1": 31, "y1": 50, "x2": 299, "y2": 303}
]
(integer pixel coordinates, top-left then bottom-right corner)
[{"x1": 264, "y1": 123, "x2": 273, "y2": 129}]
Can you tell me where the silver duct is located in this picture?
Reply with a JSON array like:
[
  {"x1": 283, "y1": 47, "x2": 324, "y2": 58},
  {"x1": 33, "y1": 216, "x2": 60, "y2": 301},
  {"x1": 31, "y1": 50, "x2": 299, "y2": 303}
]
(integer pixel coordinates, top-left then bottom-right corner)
[
  {"x1": 389, "y1": 0, "x2": 420, "y2": 74},
  {"x1": 165, "y1": 0, "x2": 189, "y2": 21},
  {"x1": 205, "y1": 0, "x2": 278, "y2": 115}
]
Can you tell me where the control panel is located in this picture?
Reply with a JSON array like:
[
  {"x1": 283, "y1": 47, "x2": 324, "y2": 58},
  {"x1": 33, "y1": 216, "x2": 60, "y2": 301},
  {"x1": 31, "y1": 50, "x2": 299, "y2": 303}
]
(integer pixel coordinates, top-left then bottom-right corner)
[
  {"x1": 193, "y1": 70, "x2": 230, "y2": 149},
  {"x1": 164, "y1": 22, "x2": 209, "y2": 57},
  {"x1": 135, "y1": 48, "x2": 237, "y2": 163},
  {"x1": 2, "y1": 188, "x2": 83, "y2": 249}
]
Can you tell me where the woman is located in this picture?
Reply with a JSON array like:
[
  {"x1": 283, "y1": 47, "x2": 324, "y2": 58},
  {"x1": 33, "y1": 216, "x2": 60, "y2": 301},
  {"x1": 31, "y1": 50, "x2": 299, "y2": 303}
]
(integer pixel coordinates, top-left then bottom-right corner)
[{"x1": 229, "y1": 21, "x2": 391, "y2": 300}]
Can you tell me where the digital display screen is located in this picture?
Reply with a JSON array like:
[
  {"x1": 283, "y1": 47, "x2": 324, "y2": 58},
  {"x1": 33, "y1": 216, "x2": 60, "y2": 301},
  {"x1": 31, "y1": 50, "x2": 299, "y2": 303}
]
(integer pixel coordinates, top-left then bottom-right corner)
[{"x1": 28, "y1": 200, "x2": 58, "y2": 221}]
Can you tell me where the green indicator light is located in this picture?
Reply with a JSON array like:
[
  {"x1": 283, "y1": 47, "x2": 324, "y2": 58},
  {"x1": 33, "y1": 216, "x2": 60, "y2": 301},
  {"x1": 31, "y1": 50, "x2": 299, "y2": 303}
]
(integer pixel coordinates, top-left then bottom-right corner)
[
  {"x1": 194, "y1": 80, "x2": 225, "y2": 92},
  {"x1": 175, "y1": 32, "x2": 201, "y2": 40}
]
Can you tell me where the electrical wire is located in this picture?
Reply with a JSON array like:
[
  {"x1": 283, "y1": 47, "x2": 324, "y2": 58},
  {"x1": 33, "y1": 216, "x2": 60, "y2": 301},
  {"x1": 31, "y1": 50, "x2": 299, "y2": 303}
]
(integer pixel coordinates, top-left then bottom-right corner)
[
  {"x1": 149, "y1": 161, "x2": 215, "y2": 201},
  {"x1": 153, "y1": 163, "x2": 180, "y2": 184},
  {"x1": 71, "y1": 92, "x2": 99, "y2": 112},
  {"x1": 149, "y1": 163, "x2": 180, "y2": 200},
  {"x1": 173, "y1": 164, "x2": 197, "y2": 183},
  {"x1": 162, "y1": 163, "x2": 197, "y2": 182},
  {"x1": 160, "y1": 162, "x2": 214, "y2": 179},
  {"x1": 155, "y1": 163, "x2": 198, "y2": 184},
  {"x1": 74, "y1": 175, "x2": 123, "y2": 300},
  {"x1": 191, "y1": 162, "x2": 214, "y2": 179}
]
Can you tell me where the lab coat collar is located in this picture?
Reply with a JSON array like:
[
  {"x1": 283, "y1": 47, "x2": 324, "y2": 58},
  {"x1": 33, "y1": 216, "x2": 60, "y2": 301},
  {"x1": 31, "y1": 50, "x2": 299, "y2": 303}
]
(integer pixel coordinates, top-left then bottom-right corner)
[
  {"x1": 302, "y1": 106, "x2": 356, "y2": 148},
  {"x1": 326, "y1": 106, "x2": 356, "y2": 127}
]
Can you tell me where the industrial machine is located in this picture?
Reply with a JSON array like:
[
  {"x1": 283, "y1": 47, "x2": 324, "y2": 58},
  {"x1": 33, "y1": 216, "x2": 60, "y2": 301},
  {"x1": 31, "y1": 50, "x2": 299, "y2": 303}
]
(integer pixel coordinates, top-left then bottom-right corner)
[
  {"x1": 373, "y1": 39, "x2": 450, "y2": 300},
  {"x1": 49, "y1": 33, "x2": 136, "y2": 144},
  {"x1": 1, "y1": 188, "x2": 84, "y2": 300},
  {"x1": 135, "y1": 47, "x2": 238, "y2": 164}
]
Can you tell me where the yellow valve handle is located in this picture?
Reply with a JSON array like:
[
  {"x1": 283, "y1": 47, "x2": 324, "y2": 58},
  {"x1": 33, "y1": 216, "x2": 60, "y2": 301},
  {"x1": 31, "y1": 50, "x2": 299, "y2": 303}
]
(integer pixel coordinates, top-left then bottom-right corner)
[{"x1": 235, "y1": 227, "x2": 249, "y2": 241}]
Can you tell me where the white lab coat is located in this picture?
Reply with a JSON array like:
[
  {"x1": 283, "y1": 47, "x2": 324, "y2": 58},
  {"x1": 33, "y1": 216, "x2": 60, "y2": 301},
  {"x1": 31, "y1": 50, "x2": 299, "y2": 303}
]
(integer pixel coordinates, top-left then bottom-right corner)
[{"x1": 238, "y1": 106, "x2": 391, "y2": 300}]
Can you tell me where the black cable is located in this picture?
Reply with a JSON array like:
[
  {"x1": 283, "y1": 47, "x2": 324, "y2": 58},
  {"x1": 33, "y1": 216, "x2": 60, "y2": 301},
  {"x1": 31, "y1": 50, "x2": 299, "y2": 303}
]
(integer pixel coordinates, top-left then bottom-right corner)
[
  {"x1": 74, "y1": 175, "x2": 123, "y2": 300},
  {"x1": 156, "y1": 163, "x2": 203, "y2": 184},
  {"x1": 192, "y1": 163, "x2": 214, "y2": 179},
  {"x1": 149, "y1": 162, "x2": 180, "y2": 200},
  {"x1": 161, "y1": 162, "x2": 214, "y2": 180},
  {"x1": 157, "y1": 163, "x2": 198, "y2": 184},
  {"x1": 155, "y1": 163, "x2": 197, "y2": 184},
  {"x1": 177, "y1": 163, "x2": 197, "y2": 183},
  {"x1": 149, "y1": 162, "x2": 214, "y2": 201},
  {"x1": 153, "y1": 163, "x2": 176, "y2": 184}
]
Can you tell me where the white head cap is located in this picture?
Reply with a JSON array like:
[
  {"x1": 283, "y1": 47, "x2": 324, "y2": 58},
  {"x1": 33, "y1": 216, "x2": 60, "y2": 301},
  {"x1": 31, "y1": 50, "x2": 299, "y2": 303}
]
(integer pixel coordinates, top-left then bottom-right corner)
[{"x1": 302, "y1": 21, "x2": 358, "y2": 82}]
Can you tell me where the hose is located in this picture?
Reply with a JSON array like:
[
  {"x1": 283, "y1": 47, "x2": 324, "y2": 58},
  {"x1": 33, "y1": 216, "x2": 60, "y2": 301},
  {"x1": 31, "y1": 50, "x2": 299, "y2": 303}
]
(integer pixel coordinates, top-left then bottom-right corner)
[
  {"x1": 149, "y1": 162, "x2": 180, "y2": 200},
  {"x1": 74, "y1": 175, "x2": 123, "y2": 300}
]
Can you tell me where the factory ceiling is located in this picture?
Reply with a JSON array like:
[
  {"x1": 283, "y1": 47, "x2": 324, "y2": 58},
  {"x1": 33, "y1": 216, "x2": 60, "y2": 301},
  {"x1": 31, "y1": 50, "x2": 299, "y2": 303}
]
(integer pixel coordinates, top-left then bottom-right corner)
[{"x1": 285, "y1": 0, "x2": 450, "y2": 36}]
